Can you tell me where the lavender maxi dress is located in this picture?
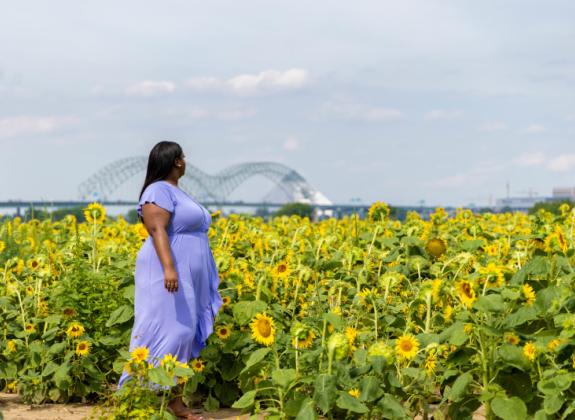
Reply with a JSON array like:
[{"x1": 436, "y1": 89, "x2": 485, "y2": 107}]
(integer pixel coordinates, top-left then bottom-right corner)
[{"x1": 118, "y1": 180, "x2": 223, "y2": 388}]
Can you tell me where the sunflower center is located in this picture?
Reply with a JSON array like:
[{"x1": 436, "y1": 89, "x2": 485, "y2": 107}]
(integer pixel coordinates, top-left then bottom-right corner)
[
  {"x1": 257, "y1": 320, "x2": 272, "y2": 337},
  {"x1": 400, "y1": 340, "x2": 413, "y2": 352}
]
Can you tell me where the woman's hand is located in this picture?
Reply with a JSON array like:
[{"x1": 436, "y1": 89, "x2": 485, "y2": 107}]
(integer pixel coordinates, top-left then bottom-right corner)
[{"x1": 164, "y1": 267, "x2": 179, "y2": 293}]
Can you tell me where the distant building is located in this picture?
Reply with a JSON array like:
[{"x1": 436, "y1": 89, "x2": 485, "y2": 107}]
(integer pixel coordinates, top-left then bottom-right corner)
[
  {"x1": 553, "y1": 187, "x2": 575, "y2": 200},
  {"x1": 495, "y1": 196, "x2": 548, "y2": 211}
]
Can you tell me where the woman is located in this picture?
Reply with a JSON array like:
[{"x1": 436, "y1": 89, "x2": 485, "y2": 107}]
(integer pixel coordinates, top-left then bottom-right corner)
[{"x1": 118, "y1": 141, "x2": 223, "y2": 420}]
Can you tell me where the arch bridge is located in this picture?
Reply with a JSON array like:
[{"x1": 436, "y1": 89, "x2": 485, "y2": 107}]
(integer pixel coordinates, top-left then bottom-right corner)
[{"x1": 77, "y1": 157, "x2": 331, "y2": 205}]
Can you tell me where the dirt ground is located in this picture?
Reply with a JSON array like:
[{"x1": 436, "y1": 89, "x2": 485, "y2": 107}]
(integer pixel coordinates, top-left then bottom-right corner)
[{"x1": 0, "y1": 392, "x2": 262, "y2": 420}]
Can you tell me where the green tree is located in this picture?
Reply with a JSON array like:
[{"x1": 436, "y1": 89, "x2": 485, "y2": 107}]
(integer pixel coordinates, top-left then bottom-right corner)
[
  {"x1": 528, "y1": 199, "x2": 574, "y2": 215},
  {"x1": 274, "y1": 202, "x2": 313, "y2": 218}
]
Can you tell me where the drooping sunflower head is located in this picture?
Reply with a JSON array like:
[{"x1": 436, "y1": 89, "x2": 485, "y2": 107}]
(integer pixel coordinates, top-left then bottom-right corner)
[
  {"x1": 160, "y1": 353, "x2": 178, "y2": 369},
  {"x1": 456, "y1": 280, "x2": 476, "y2": 308},
  {"x1": 367, "y1": 341, "x2": 394, "y2": 365},
  {"x1": 522, "y1": 283, "x2": 536, "y2": 305},
  {"x1": 63, "y1": 307, "x2": 77, "y2": 317},
  {"x1": 83, "y1": 202, "x2": 106, "y2": 224},
  {"x1": 504, "y1": 332, "x2": 520, "y2": 345},
  {"x1": 367, "y1": 201, "x2": 391, "y2": 222},
  {"x1": 425, "y1": 238, "x2": 447, "y2": 259},
  {"x1": 523, "y1": 342, "x2": 536, "y2": 362},
  {"x1": 395, "y1": 334, "x2": 420, "y2": 361},
  {"x1": 76, "y1": 340, "x2": 90, "y2": 357},
  {"x1": 250, "y1": 313, "x2": 276, "y2": 346}
]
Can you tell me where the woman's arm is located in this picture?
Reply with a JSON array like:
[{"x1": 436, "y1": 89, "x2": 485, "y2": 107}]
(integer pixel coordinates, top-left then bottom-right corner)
[{"x1": 141, "y1": 203, "x2": 178, "y2": 292}]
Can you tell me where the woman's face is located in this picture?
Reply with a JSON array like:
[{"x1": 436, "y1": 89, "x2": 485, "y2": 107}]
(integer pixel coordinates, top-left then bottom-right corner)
[{"x1": 180, "y1": 152, "x2": 186, "y2": 175}]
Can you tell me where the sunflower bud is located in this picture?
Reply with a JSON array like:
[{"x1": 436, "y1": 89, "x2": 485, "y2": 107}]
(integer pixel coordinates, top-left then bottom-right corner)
[
  {"x1": 328, "y1": 332, "x2": 349, "y2": 361},
  {"x1": 367, "y1": 341, "x2": 394, "y2": 365}
]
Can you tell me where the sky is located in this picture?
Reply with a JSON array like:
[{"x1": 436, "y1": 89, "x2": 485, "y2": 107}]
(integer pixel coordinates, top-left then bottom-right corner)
[{"x1": 1, "y1": 0, "x2": 574, "y2": 207}]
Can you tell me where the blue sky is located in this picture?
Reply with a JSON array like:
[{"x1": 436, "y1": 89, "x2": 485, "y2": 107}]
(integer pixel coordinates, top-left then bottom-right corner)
[{"x1": 1, "y1": 0, "x2": 574, "y2": 206}]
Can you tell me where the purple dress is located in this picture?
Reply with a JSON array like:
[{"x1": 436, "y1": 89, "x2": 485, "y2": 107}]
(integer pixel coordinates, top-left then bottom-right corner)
[{"x1": 118, "y1": 180, "x2": 223, "y2": 388}]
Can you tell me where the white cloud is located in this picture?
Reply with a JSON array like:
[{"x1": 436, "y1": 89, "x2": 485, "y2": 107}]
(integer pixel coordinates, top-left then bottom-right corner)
[
  {"x1": 0, "y1": 116, "x2": 75, "y2": 139},
  {"x1": 186, "y1": 68, "x2": 309, "y2": 96},
  {"x1": 567, "y1": 113, "x2": 575, "y2": 121},
  {"x1": 512, "y1": 152, "x2": 546, "y2": 167},
  {"x1": 283, "y1": 136, "x2": 300, "y2": 151},
  {"x1": 175, "y1": 107, "x2": 257, "y2": 121},
  {"x1": 321, "y1": 101, "x2": 406, "y2": 122},
  {"x1": 125, "y1": 80, "x2": 175, "y2": 96},
  {"x1": 547, "y1": 154, "x2": 575, "y2": 172},
  {"x1": 425, "y1": 160, "x2": 505, "y2": 189},
  {"x1": 217, "y1": 108, "x2": 257, "y2": 121},
  {"x1": 424, "y1": 109, "x2": 463, "y2": 121},
  {"x1": 478, "y1": 121, "x2": 508, "y2": 132},
  {"x1": 525, "y1": 124, "x2": 545, "y2": 133}
]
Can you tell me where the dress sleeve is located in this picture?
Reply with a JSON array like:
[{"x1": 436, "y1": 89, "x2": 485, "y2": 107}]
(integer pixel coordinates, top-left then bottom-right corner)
[{"x1": 137, "y1": 183, "x2": 175, "y2": 218}]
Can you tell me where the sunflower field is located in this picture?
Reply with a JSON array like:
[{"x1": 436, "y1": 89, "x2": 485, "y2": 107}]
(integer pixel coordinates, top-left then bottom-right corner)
[{"x1": 2, "y1": 201, "x2": 575, "y2": 419}]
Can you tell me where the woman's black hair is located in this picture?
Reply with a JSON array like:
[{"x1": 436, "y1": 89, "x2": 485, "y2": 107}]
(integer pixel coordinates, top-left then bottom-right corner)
[{"x1": 138, "y1": 141, "x2": 183, "y2": 221}]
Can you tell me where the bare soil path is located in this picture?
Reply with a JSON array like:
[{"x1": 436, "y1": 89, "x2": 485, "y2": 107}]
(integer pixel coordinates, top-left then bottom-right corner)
[{"x1": 0, "y1": 392, "x2": 262, "y2": 420}]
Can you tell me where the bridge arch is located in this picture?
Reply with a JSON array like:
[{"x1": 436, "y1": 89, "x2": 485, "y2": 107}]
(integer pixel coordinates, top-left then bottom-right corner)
[{"x1": 77, "y1": 157, "x2": 331, "y2": 205}]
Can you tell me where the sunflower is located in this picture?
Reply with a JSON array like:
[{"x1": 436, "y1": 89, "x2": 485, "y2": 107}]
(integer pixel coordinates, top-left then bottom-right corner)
[
  {"x1": 24, "y1": 323, "x2": 35, "y2": 334},
  {"x1": 136, "y1": 223, "x2": 148, "y2": 241},
  {"x1": 5, "y1": 380, "x2": 17, "y2": 392},
  {"x1": 367, "y1": 201, "x2": 390, "y2": 222},
  {"x1": 7, "y1": 340, "x2": 16, "y2": 352},
  {"x1": 424, "y1": 351, "x2": 437, "y2": 376},
  {"x1": 395, "y1": 334, "x2": 420, "y2": 361},
  {"x1": 131, "y1": 346, "x2": 149, "y2": 363},
  {"x1": 123, "y1": 361, "x2": 135, "y2": 375},
  {"x1": 221, "y1": 296, "x2": 231, "y2": 307},
  {"x1": 0, "y1": 240, "x2": 5, "y2": 254},
  {"x1": 425, "y1": 238, "x2": 447, "y2": 259},
  {"x1": 523, "y1": 342, "x2": 536, "y2": 362},
  {"x1": 250, "y1": 313, "x2": 276, "y2": 346},
  {"x1": 66, "y1": 322, "x2": 85, "y2": 338},
  {"x1": 505, "y1": 332, "x2": 520, "y2": 345},
  {"x1": 292, "y1": 329, "x2": 316, "y2": 349},
  {"x1": 191, "y1": 358, "x2": 205, "y2": 372},
  {"x1": 456, "y1": 280, "x2": 476, "y2": 308},
  {"x1": 443, "y1": 305, "x2": 453, "y2": 322},
  {"x1": 84, "y1": 202, "x2": 106, "y2": 224},
  {"x1": 431, "y1": 279, "x2": 442, "y2": 302},
  {"x1": 348, "y1": 388, "x2": 361, "y2": 398},
  {"x1": 345, "y1": 327, "x2": 358, "y2": 346},
  {"x1": 25, "y1": 286, "x2": 34, "y2": 296},
  {"x1": 522, "y1": 284, "x2": 536, "y2": 305},
  {"x1": 547, "y1": 338, "x2": 562, "y2": 352},
  {"x1": 160, "y1": 353, "x2": 178, "y2": 368},
  {"x1": 76, "y1": 340, "x2": 90, "y2": 357},
  {"x1": 27, "y1": 258, "x2": 40, "y2": 271},
  {"x1": 63, "y1": 308, "x2": 77, "y2": 317},
  {"x1": 215, "y1": 325, "x2": 232, "y2": 340}
]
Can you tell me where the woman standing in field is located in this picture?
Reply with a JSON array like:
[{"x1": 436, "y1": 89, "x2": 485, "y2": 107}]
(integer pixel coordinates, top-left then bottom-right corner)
[{"x1": 118, "y1": 141, "x2": 222, "y2": 420}]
